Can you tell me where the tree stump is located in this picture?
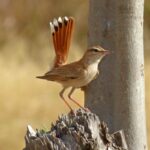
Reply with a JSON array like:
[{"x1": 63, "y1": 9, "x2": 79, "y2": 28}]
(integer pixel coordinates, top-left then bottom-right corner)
[{"x1": 23, "y1": 109, "x2": 128, "y2": 150}]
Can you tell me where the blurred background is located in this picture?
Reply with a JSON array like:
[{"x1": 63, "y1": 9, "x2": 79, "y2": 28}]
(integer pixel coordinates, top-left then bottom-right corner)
[{"x1": 0, "y1": 0, "x2": 149, "y2": 149}]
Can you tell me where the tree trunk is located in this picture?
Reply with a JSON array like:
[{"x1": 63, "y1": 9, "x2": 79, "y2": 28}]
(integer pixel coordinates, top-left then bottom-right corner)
[
  {"x1": 23, "y1": 109, "x2": 128, "y2": 150},
  {"x1": 85, "y1": 0, "x2": 147, "y2": 150}
]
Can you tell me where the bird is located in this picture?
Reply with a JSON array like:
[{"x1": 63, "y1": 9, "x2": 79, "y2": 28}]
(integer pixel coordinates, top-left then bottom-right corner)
[{"x1": 37, "y1": 16, "x2": 110, "y2": 112}]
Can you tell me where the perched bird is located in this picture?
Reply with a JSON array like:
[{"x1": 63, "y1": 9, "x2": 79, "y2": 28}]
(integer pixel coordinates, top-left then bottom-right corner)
[{"x1": 37, "y1": 17, "x2": 110, "y2": 111}]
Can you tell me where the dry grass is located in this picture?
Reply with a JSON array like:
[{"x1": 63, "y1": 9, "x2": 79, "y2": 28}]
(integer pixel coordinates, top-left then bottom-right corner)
[
  {"x1": 145, "y1": 60, "x2": 150, "y2": 148},
  {"x1": 0, "y1": 0, "x2": 149, "y2": 148},
  {"x1": 0, "y1": 37, "x2": 84, "y2": 150},
  {"x1": 0, "y1": 36, "x2": 150, "y2": 149}
]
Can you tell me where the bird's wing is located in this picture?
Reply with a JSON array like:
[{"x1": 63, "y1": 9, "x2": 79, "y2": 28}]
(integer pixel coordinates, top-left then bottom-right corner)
[
  {"x1": 44, "y1": 62, "x2": 85, "y2": 81},
  {"x1": 50, "y1": 17, "x2": 74, "y2": 68}
]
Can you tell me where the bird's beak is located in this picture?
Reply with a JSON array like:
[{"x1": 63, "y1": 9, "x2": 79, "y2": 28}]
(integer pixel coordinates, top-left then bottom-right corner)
[{"x1": 103, "y1": 50, "x2": 111, "y2": 55}]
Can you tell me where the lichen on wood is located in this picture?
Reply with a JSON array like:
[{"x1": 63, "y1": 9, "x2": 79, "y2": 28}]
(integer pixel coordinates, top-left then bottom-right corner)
[{"x1": 23, "y1": 109, "x2": 128, "y2": 150}]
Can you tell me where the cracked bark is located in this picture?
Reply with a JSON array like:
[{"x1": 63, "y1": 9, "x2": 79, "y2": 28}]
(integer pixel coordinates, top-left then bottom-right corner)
[{"x1": 23, "y1": 109, "x2": 127, "y2": 150}]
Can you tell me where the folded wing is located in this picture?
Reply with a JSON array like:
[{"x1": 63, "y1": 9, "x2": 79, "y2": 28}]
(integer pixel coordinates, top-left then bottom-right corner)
[{"x1": 37, "y1": 61, "x2": 85, "y2": 82}]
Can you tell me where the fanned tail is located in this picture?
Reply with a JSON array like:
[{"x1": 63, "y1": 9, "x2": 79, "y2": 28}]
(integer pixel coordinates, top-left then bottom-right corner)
[{"x1": 50, "y1": 16, "x2": 74, "y2": 68}]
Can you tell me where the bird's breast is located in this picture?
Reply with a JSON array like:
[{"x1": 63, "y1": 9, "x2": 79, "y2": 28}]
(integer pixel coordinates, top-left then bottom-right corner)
[
  {"x1": 58, "y1": 63, "x2": 99, "y2": 88},
  {"x1": 84, "y1": 63, "x2": 99, "y2": 83},
  {"x1": 70, "y1": 63, "x2": 99, "y2": 88}
]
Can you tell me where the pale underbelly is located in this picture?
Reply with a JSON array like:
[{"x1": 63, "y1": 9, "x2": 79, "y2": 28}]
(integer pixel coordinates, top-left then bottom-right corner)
[{"x1": 59, "y1": 72, "x2": 97, "y2": 88}]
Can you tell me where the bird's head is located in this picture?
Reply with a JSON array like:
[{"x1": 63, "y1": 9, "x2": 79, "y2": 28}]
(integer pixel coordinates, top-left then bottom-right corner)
[{"x1": 82, "y1": 46, "x2": 111, "y2": 64}]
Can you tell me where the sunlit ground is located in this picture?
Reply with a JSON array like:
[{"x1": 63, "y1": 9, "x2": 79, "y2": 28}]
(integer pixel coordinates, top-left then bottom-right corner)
[{"x1": 0, "y1": 37, "x2": 149, "y2": 149}]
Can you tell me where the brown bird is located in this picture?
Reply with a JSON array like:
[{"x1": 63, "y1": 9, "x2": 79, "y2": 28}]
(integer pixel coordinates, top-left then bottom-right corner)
[{"x1": 37, "y1": 16, "x2": 110, "y2": 111}]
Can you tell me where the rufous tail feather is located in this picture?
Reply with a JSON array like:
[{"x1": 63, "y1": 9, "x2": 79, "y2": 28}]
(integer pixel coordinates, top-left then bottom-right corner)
[{"x1": 50, "y1": 16, "x2": 74, "y2": 68}]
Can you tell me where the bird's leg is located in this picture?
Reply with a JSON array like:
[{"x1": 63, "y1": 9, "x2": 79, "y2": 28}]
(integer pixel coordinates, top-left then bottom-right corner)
[
  {"x1": 68, "y1": 87, "x2": 88, "y2": 111},
  {"x1": 59, "y1": 88, "x2": 73, "y2": 112}
]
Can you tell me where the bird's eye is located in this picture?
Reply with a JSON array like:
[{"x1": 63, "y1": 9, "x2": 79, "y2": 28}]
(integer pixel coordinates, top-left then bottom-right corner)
[{"x1": 92, "y1": 49, "x2": 99, "y2": 52}]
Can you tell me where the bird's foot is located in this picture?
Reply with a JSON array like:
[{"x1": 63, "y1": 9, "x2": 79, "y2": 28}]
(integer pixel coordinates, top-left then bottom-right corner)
[
  {"x1": 69, "y1": 109, "x2": 76, "y2": 116},
  {"x1": 82, "y1": 107, "x2": 91, "y2": 112},
  {"x1": 85, "y1": 107, "x2": 91, "y2": 112},
  {"x1": 79, "y1": 107, "x2": 91, "y2": 112}
]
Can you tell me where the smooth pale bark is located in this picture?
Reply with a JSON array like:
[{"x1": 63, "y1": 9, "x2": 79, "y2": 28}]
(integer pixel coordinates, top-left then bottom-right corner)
[{"x1": 85, "y1": 0, "x2": 147, "y2": 149}]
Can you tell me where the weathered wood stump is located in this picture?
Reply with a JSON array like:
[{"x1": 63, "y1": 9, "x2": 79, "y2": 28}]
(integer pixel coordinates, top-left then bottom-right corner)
[{"x1": 23, "y1": 109, "x2": 128, "y2": 150}]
